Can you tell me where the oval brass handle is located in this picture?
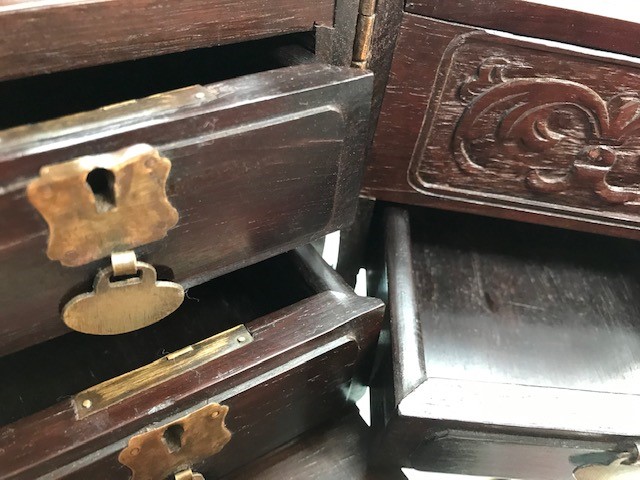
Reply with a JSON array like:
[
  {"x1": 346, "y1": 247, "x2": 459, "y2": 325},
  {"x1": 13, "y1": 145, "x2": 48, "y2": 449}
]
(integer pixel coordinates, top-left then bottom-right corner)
[{"x1": 62, "y1": 250, "x2": 184, "y2": 335}]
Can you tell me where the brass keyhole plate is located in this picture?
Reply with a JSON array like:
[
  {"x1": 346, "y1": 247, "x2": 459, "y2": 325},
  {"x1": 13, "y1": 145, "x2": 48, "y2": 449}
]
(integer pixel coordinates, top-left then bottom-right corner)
[
  {"x1": 27, "y1": 144, "x2": 178, "y2": 266},
  {"x1": 118, "y1": 403, "x2": 231, "y2": 480}
]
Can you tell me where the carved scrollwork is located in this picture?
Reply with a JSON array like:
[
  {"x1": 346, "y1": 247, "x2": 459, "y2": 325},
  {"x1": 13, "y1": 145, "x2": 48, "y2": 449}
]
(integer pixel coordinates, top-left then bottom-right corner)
[{"x1": 453, "y1": 58, "x2": 640, "y2": 204}]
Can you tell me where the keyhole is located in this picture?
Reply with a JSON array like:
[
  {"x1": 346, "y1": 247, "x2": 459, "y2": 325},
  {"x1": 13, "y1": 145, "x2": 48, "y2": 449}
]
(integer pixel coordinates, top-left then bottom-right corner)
[
  {"x1": 86, "y1": 168, "x2": 116, "y2": 213},
  {"x1": 162, "y1": 424, "x2": 184, "y2": 453}
]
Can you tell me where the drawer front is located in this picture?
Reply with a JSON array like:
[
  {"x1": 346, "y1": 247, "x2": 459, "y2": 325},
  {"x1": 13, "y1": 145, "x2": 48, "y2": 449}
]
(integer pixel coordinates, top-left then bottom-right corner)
[
  {"x1": 365, "y1": 14, "x2": 640, "y2": 238},
  {"x1": 0, "y1": 247, "x2": 384, "y2": 479},
  {"x1": 0, "y1": 0, "x2": 333, "y2": 80},
  {"x1": 0, "y1": 64, "x2": 373, "y2": 355}
]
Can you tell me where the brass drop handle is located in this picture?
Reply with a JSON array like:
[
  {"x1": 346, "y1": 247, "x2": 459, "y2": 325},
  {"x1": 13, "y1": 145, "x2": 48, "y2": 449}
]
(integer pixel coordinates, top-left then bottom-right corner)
[{"x1": 62, "y1": 250, "x2": 184, "y2": 335}]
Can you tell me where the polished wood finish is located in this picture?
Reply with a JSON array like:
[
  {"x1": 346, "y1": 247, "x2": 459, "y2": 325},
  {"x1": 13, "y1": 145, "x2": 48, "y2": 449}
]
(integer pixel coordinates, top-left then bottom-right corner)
[
  {"x1": 221, "y1": 409, "x2": 404, "y2": 480},
  {"x1": 363, "y1": 0, "x2": 404, "y2": 143},
  {"x1": 0, "y1": 0, "x2": 333, "y2": 80},
  {"x1": 408, "y1": 0, "x2": 640, "y2": 59},
  {"x1": 365, "y1": 14, "x2": 640, "y2": 239},
  {"x1": 372, "y1": 205, "x2": 640, "y2": 479},
  {"x1": 0, "y1": 63, "x2": 373, "y2": 356},
  {"x1": 0, "y1": 246, "x2": 384, "y2": 479},
  {"x1": 0, "y1": 35, "x2": 314, "y2": 131}
]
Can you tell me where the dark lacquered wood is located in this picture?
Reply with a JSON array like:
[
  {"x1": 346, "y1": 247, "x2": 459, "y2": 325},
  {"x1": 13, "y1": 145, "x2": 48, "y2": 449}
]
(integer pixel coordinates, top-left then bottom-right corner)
[
  {"x1": 408, "y1": 0, "x2": 640, "y2": 59},
  {"x1": 0, "y1": 247, "x2": 384, "y2": 479},
  {"x1": 0, "y1": 253, "x2": 315, "y2": 427},
  {"x1": 316, "y1": 0, "x2": 360, "y2": 67},
  {"x1": 372, "y1": 205, "x2": 640, "y2": 478},
  {"x1": 220, "y1": 409, "x2": 404, "y2": 480},
  {"x1": 362, "y1": 0, "x2": 404, "y2": 144},
  {"x1": 365, "y1": 14, "x2": 640, "y2": 240},
  {"x1": 0, "y1": 34, "x2": 314, "y2": 131},
  {"x1": 0, "y1": 63, "x2": 373, "y2": 356},
  {"x1": 0, "y1": 0, "x2": 333, "y2": 80},
  {"x1": 334, "y1": 0, "x2": 404, "y2": 288}
]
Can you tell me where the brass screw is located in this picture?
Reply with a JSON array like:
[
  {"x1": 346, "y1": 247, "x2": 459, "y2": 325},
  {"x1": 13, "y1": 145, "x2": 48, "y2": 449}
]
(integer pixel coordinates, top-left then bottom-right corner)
[{"x1": 81, "y1": 399, "x2": 92, "y2": 409}]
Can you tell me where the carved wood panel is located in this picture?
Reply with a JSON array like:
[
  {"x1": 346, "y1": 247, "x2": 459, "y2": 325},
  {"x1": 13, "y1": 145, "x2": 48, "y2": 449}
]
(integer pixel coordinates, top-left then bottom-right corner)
[
  {"x1": 365, "y1": 14, "x2": 640, "y2": 237},
  {"x1": 410, "y1": 32, "x2": 640, "y2": 221}
]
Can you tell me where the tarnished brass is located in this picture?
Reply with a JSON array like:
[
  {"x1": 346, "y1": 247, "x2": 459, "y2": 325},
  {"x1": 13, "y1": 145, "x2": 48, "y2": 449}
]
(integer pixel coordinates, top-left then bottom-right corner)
[
  {"x1": 27, "y1": 144, "x2": 179, "y2": 267},
  {"x1": 174, "y1": 468, "x2": 205, "y2": 480},
  {"x1": 574, "y1": 450, "x2": 640, "y2": 479},
  {"x1": 351, "y1": 0, "x2": 377, "y2": 68},
  {"x1": 111, "y1": 250, "x2": 138, "y2": 276},
  {"x1": 118, "y1": 403, "x2": 231, "y2": 480},
  {"x1": 74, "y1": 325, "x2": 252, "y2": 418},
  {"x1": 63, "y1": 251, "x2": 184, "y2": 335}
]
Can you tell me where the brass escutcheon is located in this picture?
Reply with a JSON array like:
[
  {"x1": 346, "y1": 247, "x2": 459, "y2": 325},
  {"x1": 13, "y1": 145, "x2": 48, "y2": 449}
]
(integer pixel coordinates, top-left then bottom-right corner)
[
  {"x1": 118, "y1": 404, "x2": 231, "y2": 480},
  {"x1": 27, "y1": 144, "x2": 179, "y2": 267}
]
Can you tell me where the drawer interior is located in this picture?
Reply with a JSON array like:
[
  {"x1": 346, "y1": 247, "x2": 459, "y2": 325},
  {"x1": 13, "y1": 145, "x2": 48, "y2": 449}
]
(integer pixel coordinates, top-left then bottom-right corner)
[
  {"x1": 409, "y1": 208, "x2": 640, "y2": 394},
  {"x1": 0, "y1": 33, "x2": 313, "y2": 130},
  {"x1": 383, "y1": 207, "x2": 640, "y2": 480},
  {"x1": 0, "y1": 250, "x2": 317, "y2": 427}
]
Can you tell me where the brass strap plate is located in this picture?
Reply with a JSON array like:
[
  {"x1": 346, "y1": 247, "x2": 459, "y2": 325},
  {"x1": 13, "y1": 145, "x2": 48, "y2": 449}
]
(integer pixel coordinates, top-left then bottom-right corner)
[
  {"x1": 74, "y1": 325, "x2": 252, "y2": 418},
  {"x1": 119, "y1": 403, "x2": 231, "y2": 480}
]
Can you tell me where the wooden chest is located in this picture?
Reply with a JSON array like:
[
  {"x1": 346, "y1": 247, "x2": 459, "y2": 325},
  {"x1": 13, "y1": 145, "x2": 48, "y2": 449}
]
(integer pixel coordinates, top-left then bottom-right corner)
[{"x1": 0, "y1": 2, "x2": 384, "y2": 477}]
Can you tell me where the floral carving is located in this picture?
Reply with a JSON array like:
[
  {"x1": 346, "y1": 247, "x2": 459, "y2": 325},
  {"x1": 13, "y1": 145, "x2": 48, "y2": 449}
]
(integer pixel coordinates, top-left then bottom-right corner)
[{"x1": 453, "y1": 58, "x2": 640, "y2": 204}]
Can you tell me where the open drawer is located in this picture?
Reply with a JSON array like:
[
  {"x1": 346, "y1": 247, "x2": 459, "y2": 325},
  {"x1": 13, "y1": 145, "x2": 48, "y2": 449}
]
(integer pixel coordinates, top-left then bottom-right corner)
[
  {"x1": 0, "y1": 244, "x2": 384, "y2": 479},
  {"x1": 0, "y1": 51, "x2": 373, "y2": 355},
  {"x1": 372, "y1": 205, "x2": 640, "y2": 479},
  {"x1": 0, "y1": 0, "x2": 334, "y2": 80}
]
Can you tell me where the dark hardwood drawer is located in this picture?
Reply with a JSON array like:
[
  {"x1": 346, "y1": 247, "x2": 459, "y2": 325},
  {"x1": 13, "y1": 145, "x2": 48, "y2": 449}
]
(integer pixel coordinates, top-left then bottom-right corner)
[
  {"x1": 365, "y1": 12, "x2": 640, "y2": 239},
  {"x1": 0, "y1": 245, "x2": 384, "y2": 479},
  {"x1": 0, "y1": 0, "x2": 334, "y2": 80},
  {"x1": 370, "y1": 205, "x2": 640, "y2": 479},
  {"x1": 0, "y1": 62, "x2": 373, "y2": 355}
]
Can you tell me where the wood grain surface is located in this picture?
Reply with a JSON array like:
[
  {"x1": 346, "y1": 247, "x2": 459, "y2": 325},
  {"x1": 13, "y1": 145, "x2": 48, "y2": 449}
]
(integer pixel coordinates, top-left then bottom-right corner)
[
  {"x1": 221, "y1": 409, "x2": 404, "y2": 480},
  {"x1": 0, "y1": 0, "x2": 333, "y2": 80},
  {"x1": 0, "y1": 63, "x2": 373, "y2": 356},
  {"x1": 364, "y1": 14, "x2": 640, "y2": 239},
  {"x1": 407, "y1": 0, "x2": 640, "y2": 59},
  {"x1": 0, "y1": 247, "x2": 384, "y2": 479},
  {"x1": 373, "y1": 205, "x2": 640, "y2": 478}
]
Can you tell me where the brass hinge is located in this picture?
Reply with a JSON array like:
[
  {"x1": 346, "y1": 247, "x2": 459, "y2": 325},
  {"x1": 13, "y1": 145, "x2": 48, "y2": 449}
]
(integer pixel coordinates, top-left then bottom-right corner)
[{"x1": 351, "y1": 0, "x2": 377, "y2": 69}]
